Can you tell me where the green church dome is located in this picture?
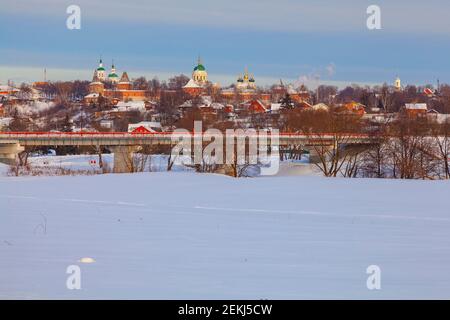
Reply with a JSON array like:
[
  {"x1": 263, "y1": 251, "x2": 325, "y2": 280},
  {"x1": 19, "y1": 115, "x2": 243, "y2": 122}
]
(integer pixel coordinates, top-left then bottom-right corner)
[
  {"x1": 97, "y1": 67, "x2": 105, "y2": 71},
  {"x1": 194, "y1": 64, "x2": 206, "y2": 71},
  {"x1": 108, "y1": 73, "x2": 118, "y2": 78}
]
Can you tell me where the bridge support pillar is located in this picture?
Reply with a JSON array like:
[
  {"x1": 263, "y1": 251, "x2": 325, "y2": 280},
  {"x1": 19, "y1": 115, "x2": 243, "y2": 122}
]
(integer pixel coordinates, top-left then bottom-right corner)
[
  {"x1": 0, "y1": 142, "x2": 24, "y2": 166},
  {"x1": 308, "y1": 149, "x2": 322, "y2": 164},
  {"x1": 110, "y1": 146, "x2": 140, "y2": 173},
  {"x1": 306, "y1": 146, "x2": 334, "y2": 164}
]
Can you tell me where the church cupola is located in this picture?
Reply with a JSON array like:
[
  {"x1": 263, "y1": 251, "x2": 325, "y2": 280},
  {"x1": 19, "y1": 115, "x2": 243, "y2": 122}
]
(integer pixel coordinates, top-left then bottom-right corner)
[
  {"x1": 394, "y1": 76, "x2": 402, "y2": 91},
  {"x1": 96, "y1": 58, "x2": 106, "y2": 81},
  {"x1": 108, "y1": 61, "x2": 119, "y2": 84},
  {"x1": 192, "y1": 56, "x2": 208, "y2": 85}
]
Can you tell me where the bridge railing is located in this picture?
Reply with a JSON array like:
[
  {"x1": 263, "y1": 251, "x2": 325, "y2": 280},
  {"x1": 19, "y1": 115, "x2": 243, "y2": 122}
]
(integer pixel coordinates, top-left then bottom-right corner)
[{"x1": 0, "y1": 131, "x2": 373, "y2": 139}]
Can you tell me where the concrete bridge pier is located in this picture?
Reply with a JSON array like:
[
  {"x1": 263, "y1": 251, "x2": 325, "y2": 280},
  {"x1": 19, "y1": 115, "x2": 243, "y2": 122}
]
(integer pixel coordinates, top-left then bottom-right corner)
[
  {"x1": 306, "y1": 146, "x2": 334, "y2": 164},
  {"x1": 109, "y1": 146, "x2": 140, "y2": 173},
  {"x1": 0, "y1": 142, "x2": 25, "y2": 166},
  {"x1": 307, "y1": 148, "x2": 322, "y2": 164}
]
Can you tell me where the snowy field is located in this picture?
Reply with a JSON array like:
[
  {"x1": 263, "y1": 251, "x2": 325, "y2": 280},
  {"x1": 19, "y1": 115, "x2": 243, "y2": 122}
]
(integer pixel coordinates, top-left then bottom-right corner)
[{"x1": 1, "y1": 157, "x2": 450, "y2": 299}]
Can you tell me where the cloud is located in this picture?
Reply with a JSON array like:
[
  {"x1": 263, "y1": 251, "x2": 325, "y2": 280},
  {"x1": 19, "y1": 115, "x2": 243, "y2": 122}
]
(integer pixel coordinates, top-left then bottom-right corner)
[
  {"x1": 326, "y1": 63, "x2": 336, "y2": 77},
  {"x1": 4, "y1": 0, "x2": 450, "y2": 35},
  {"x1": 294, "y1": 63, "x2": 336, "y2": 88}
]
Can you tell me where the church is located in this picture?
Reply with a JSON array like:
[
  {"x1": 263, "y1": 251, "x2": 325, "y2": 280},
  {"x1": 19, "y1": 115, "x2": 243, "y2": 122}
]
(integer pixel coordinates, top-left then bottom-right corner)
[
  {"x1": 220, "y1": 67, "x2": 258, "y2": 101},
  {"x1": 236, "y1": 68, "x2": 256, "y2": 90},
  {"x1": 183, "y1": 57, "x2": 208, "y2": 96},
  {"x1": 84, "y1": 59, "x2": 147, "y2": 104}
]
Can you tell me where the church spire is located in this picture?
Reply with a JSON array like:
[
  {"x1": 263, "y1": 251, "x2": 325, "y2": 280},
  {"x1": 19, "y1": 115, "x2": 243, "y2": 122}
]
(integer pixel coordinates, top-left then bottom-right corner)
[
  {"x1": 244, "y1": 67, "x2": 249, "y2": 81},
  {"x1": 92, "y1": 70, "x2": 100, "y2": 83}
]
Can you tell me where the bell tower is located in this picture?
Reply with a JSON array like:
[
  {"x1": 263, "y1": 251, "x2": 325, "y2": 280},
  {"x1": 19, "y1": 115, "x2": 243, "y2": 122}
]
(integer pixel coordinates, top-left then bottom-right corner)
[{"x1": 394, "y1": 76, "x2": 402, "y2": 91}]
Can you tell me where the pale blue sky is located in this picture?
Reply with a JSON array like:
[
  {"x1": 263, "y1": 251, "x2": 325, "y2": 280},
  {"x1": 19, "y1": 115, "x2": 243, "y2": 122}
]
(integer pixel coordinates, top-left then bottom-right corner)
[{"x1": 1, "y1": 0, "x2": 449, "y2": 88}]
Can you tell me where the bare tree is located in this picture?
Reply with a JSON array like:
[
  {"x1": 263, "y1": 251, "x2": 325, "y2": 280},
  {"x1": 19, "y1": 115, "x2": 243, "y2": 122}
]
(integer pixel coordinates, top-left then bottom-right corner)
[
  {"x1": 431, "y1": 120, "x2": 450, "y2": 179},
  {"x1": 387, "y1": 118, "x2": 438, "y2": 179},
  {"x1": 306, "y1": 113, "x2": 363, "y2": 177},
  {"x1": 360, "y1": 138, "x2": 388, "y2": 178},
  {"x1": 379, "y1": 83, "x2": 394, "y2": 113}
]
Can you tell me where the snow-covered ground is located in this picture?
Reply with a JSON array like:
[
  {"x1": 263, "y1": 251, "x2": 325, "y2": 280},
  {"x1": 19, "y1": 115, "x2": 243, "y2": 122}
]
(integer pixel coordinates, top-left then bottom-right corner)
[
  {"x1": 23, "y1": 154, "x2": 317, "y2": 177},
  {"x1": 0, "y1": 163, "x2": 9, "y2": 176},
  {"x1": 1, "y1": 166, "x2": 450, "y2": 299},
  {"x1": 1, "y1": 154, "x2": 194, "y2": 176},
  {"x1": 28, "y1": 154, "x2": 114, "y2": 172},
  {"x1": 14, "y1": 101, "x2": 54, "y2": 117}
]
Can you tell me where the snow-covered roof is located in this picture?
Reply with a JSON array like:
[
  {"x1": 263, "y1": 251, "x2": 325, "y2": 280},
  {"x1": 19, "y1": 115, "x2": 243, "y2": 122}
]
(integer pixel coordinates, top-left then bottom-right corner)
[
  {"x1": 183, "y1": 79, "x2": 201, "y2": 88},
  {"x1": 128, "y1": 121, "x2": 162, "y2": 133},
  {"x1": 270, "y1": 103, "x2": 281, "y2": 111},
  {"x1": 131, "y1": 121, "x2": 162, "y2": 128},
  {"x1": 0, "y1": 117, "x2": 13, "y2": 126},
  {"x1": 210, "y1": 102, "x2": 225, "y2": 110},
  {"x1": 405, "y1": 103, "x2": 427, "y2": 110},
  {"x1": 85, "y1": 93, "x2": 100, "y2": 98},
  {"x1": 116, "y1": 101, "x2": 145, "y2": 108},
  {"x1": 179, "y1": 101, "x2": 193, "y2": 108},
  {"x1": 201, "y1": 95, "x2": 212, "y2": 105},
  {"x1": 112, "y1": 101, "x2": 146, "y2": 112},
  {"x1": 0, "y1": 85, "x2": 19, "y2": 92},
  {"x1": 221, "y1": 88, "x2": 235, "y2": 94},
  {"x1": 312, "y1": 103, "x2": 330, "y2": 111}
]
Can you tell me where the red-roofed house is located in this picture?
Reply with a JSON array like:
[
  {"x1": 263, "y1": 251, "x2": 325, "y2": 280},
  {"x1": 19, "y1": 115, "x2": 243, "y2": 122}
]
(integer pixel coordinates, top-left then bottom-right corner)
[
  {"x1": 403, "y1": 103, "x2": 428, "y2": 118},
  {"x1": 183, "y1": 79, "x2": 204, "y2": 96},
  {"x1": 131, "y1": 126, "x2": 153, "y2": 134},
  {"x1": 249, "y1": 100, "x2": 267, "y2": 113}
]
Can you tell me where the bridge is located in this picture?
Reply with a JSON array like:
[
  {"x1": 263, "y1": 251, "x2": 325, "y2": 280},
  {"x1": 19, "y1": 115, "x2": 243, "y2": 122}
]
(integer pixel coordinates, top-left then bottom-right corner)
[{"x1": 0, "y1": 132, "x2": 376, "y2": 173}]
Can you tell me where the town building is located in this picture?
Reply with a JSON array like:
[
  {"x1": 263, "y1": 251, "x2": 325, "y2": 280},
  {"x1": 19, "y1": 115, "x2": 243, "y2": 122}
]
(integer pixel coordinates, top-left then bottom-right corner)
[
  {"x1": 336, "y1": 101, "x2": 366, "y2": 116},
  {"x1": 128, "y1": 121, "x2": 162, "y2": 133},
  {"x1": 183, "y1": 79, "x2": 203, "y2": 96},
  {"x1": 403, "y1": 103, "x2": 428, "y2": 118},
  {"x1": 0, "y1": 84, "x2": 19, "y2": 97}
]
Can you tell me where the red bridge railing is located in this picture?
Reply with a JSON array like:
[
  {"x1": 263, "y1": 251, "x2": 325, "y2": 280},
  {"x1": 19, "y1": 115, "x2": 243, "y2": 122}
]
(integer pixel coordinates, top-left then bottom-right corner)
[{"x1": 0, "y1": 131, "x2": 372, "y2": 138}]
